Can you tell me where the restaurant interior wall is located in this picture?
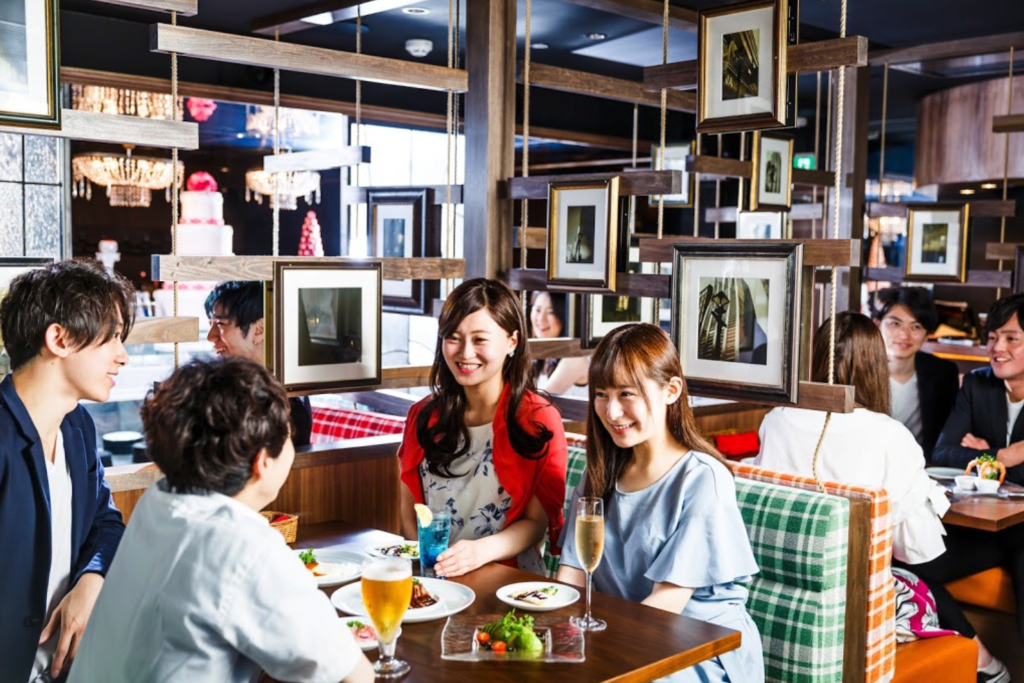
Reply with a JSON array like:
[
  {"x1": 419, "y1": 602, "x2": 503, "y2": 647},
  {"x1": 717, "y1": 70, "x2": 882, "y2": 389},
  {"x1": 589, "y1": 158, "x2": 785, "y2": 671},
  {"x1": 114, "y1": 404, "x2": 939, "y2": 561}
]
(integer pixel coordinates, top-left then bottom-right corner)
[{"x1": 0, "y1": 133, "x2": 69, "y2": 261}]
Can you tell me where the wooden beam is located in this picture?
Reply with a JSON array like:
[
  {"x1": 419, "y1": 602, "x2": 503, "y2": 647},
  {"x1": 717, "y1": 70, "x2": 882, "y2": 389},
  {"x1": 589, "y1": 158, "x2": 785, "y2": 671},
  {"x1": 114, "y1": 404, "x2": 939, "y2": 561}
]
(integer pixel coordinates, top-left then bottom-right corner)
[
  {"x1": 864, "y1": 267, "x2": 1012, "y2": 289},
  {"x1": 125, "y1": 317, "x2": 199, "y2": 345},
  {"x1": 993, "y1": 114, "x2": 1024, "y2": 134},
  {"x1": 686, "y1": 155, "x2": 751, "y2": 179},
  {"x1": 529, "y1": 337, "x2": 594, "y2": 360},
  {"x1": 152, "y1": 255, "x2": 466, "y2": 282},
  {"x1": 342, "y1": 185, "x2": 462, "y2": 205},
  {"x1": 507, "y1": 171, "x2": 680, "y2": 200},
  {"x1": 523, "y1": 62, "x2": 696, "y2": 113},
  {"x1": 524, "y1": 156, "x2": 653, "y2": 172},
  {"x1": 525, "y1": 125, "x2": 642, "y2": 152},
  {"x1": 644, "y1": 37, "x2": 868, "y2": 91},
  {"x1": 986, "y1": 242, "x2": 1024, "y2": 260},
  {"x1": 558, "y1": 0, "x2": 698, "y2": 31},
  {"x1": 507, "y1": 268, "x2": 670, "y2": 298},
  {"x1": 252, "y1": 0, "x2": 418, "y2": 37},
  {"x1": 706, "y1": 203, "x2": 823, "y2": 223},
  {"x1": 524, "y1": 227, "x2": 547, "y2": 249},
  {"x1": 638, "y1": 237, "x2": 860, "y2": 267},
  {"x1": 91, "y1": 0, "x2": 197, "y2": 14},
  {"x1": 150, "y1": 24, "x2": 468, "y2": 93},
  {"x1": 792, "y1": 168, "x2": 835, "y2": 187},
  {"x1": 867, "y1": 200, "x2": 1016, "y2": 219},
  {"x1": 264, "y1": 146, "x2": 370, "y2": 173},
  {"x1": 379, "y1": 365, "x2": 432, "y2": 390},
  {"x1": 0, "y1": 109, "x2": 198, "y2": 150},
  {"x1": 869, "y1": 31, "x2": 1024, "y2": 66}
]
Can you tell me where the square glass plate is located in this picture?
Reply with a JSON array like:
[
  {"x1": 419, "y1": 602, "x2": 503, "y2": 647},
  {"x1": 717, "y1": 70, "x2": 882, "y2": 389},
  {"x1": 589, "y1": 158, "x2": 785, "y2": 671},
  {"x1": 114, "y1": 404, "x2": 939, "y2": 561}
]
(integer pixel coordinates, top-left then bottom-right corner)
[{"x1": 440, "y1": 613, "x2": 585, "y2": 663}]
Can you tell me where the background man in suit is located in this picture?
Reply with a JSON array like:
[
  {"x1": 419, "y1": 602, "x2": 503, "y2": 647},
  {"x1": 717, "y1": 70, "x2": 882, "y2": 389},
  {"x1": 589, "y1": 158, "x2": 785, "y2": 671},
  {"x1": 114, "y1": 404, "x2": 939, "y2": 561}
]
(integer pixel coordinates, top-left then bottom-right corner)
[
  {"x1": 0, "y1": 260, "x2": 132, "y2": 682},
  {"x1": 872, "y1": 287, "x2": 960, "y2": 460}
]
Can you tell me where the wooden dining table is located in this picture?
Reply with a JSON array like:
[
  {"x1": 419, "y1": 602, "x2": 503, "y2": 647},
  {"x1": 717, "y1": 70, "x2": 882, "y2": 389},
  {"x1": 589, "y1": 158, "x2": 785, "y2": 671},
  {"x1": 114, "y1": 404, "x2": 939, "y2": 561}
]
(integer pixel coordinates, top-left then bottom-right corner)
[
  {"x1": 270, "y1": 520, "x2": 742, "y2": 683},
  {"x1": 940, "y1": 479, "x2": 1024, "y2": 532}
]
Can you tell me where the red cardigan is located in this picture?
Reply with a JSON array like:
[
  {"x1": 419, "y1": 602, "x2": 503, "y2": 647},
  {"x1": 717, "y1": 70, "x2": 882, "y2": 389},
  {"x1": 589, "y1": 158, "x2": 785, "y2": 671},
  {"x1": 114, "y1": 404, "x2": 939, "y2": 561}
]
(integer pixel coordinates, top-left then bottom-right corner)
[{"x1": 399, "y1": 386, "x2": 567, "y2": 562}]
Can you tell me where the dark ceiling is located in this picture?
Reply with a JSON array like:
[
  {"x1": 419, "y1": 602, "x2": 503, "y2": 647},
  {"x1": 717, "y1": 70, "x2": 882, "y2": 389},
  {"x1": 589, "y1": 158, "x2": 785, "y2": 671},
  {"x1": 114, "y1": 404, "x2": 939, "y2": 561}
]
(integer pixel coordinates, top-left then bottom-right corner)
[{"x1": 59, "y1": 0, "x2": 1024, "y2": 177}]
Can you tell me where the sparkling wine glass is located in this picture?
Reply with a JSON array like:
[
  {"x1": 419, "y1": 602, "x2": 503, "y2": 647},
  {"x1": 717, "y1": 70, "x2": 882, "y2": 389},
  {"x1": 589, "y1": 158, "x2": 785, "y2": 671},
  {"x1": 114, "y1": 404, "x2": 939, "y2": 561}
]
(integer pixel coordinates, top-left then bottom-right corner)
[
  {"x1": 571, "y1": 496, "x2": 607, "y2": 632},
  {"x1": 361, "y1": 557, "x2": 413, "y2": 678}
]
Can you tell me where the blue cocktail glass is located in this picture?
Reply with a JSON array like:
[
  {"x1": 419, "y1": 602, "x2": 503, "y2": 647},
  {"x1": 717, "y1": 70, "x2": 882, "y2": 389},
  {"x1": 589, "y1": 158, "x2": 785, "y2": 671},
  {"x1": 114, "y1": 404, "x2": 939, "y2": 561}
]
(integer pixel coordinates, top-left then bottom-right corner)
[{"x1": 417, "y1": 509, "x2": 451, "y2": 578}]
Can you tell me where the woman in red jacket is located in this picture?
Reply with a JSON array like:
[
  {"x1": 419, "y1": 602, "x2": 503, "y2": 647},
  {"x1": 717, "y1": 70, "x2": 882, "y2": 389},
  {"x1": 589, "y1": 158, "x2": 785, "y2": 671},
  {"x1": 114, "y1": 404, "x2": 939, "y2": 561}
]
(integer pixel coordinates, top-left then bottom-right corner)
[{"x1": 399, "y1": 279, "x2": 568, "y2": 577}]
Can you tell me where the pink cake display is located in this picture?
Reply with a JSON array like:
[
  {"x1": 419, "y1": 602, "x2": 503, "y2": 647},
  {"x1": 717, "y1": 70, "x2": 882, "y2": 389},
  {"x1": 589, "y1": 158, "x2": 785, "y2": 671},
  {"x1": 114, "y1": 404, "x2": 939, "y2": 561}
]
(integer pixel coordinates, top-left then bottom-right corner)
[{"x1": 176, "y1": 172, "x2": 234, "y2": 256}]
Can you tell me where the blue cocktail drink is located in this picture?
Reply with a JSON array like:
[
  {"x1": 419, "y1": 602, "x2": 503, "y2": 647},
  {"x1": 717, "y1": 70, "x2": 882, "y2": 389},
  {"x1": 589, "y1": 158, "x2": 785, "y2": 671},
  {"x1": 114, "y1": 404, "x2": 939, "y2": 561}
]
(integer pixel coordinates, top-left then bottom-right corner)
[{"x1": 416, "y1": 508, "x2": 451, "y2": 578}]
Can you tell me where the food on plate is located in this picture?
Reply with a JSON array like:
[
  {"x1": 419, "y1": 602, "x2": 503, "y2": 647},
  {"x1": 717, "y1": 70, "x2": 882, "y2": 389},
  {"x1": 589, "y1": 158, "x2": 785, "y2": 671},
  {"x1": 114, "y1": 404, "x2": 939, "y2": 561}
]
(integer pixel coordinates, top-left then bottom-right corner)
[
  {"x1": 479, "y1": 610, "x2": 544, "y2": 655},
  {"x1": 410, "y1": 578, "x2": 439, "y2": 609},
  {"x1": 966, "y1": 454, "x2": 1006, "y2": 484},
  {"x1": 297, "y1": 549, "x2": 356, "y2": 578},
  {"x1": 346, "y1": 620, "x2": 377, "y2": 645},
  {"x1": 378, "y1": 543, "x2": 420, "y2": 560},
  {"x1": 511, "y1": 586, "x2": 559, "y2": 606},
  {"x1": 299, "y1": 548, "x2": 318, "y2": 572}
]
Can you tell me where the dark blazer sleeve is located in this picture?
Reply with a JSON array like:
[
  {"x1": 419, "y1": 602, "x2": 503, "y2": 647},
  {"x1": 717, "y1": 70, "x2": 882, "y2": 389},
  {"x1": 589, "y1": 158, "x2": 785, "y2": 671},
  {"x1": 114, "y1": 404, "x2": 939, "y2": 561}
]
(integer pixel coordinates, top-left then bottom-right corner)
[
  {"x1": 931, "y1": 372, "x2": 991, "y2": 469},
  {"x1": 917, "y1": 352, "x2": 961, "y2": 459},
  {"x1": 72, "y1": 409, "x2": 125, "y2": 583}
]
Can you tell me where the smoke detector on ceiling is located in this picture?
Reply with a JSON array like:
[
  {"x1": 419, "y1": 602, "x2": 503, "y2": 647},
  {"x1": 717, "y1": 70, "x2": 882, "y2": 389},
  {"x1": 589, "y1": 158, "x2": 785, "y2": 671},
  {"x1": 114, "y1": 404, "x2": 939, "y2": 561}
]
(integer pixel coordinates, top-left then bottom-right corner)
[{"x1": 406, "y1": 39, "x2": 433, "y2": 58}]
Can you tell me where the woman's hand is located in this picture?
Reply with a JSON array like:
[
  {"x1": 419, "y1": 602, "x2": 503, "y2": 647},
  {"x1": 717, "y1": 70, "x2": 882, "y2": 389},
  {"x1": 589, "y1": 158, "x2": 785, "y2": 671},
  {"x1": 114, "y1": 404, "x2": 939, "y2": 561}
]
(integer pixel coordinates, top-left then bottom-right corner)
[{"x1": 434, "y1": 539, "x2": 487, "y2": 578}]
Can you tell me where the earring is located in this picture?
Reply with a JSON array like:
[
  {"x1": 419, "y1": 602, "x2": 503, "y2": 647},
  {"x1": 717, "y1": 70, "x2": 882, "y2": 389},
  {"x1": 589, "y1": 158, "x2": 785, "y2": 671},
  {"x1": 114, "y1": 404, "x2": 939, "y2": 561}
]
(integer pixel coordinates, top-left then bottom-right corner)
[{"x1": 508, "y1": 348, "x2": 515, "y2": 358}]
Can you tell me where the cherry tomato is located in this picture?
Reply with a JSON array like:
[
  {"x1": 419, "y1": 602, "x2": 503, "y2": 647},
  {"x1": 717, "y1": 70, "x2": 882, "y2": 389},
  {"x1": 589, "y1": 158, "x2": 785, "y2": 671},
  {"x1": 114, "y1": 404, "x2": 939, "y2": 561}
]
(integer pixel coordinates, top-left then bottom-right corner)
[
  {"x1": 492, "y1": 641, "x2": 507, "y2": 653},
  {"x1": 476, "y1": 632, "x2": 490, "y2": 644}
]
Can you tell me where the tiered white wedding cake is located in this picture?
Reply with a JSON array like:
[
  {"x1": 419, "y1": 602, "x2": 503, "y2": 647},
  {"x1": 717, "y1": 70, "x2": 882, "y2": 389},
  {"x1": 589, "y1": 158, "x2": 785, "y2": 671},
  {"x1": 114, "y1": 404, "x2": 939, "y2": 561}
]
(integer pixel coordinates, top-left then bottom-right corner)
[{"x1": 177, "y1": 171, "x2": 234, "y2": 255}]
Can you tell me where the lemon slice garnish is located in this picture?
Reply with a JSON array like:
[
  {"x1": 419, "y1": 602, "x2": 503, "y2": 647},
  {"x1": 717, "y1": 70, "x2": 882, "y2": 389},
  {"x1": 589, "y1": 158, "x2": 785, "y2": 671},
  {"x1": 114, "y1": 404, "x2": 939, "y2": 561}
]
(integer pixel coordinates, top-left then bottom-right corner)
[{"x1": 414, "y1": 504, "x2": 433, "y2": 527}]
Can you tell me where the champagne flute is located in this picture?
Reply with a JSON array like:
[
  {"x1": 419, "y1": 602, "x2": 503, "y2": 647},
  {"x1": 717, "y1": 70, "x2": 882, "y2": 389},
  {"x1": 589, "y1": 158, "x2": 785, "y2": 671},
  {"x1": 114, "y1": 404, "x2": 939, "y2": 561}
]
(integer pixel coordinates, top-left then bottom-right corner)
[
  {"x1": 570, "y1": 496, "x2": 607, "y2": 632},
  {"x1": 361, "y1": 556, "x2": 413, "y2": 678}
]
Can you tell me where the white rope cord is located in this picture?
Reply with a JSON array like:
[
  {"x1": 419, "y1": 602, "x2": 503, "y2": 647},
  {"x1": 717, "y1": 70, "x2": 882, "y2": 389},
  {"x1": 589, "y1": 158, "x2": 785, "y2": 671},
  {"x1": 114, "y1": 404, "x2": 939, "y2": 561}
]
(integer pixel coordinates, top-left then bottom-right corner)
[
  {"x1": 355, "y1": 6, "x2": 362, "y2": 148},
  {"x1": 272, "y1": 29, "x2": 281, "y2": 257},
  {"x1": 444, "y1": 0, "x2": 455, "y2": 291},
  {"x1": 656, "y1": 0, "x2": 668, "y2": 243},
  {"x1": 813, "y1": 72, "x2": 822, "y2": 238},
  {"x1": 738, "y1": 132, "x2": 746, "y2": 212},
  {"x1": 171, "y1": 10, "x2": 180, "y2": 368},
  {"x1": 692, "y1": 133, "x2": 701, "y2": 237},
  {"x1": 519, "y1": 0, "x2": 532, "y2": 318},
  {"x1": 632, "y1": 103, "x2": 638, "y2": 168},
  {"x1": 996, "y1": 47, "x2": 1015, "y2": 299},
  {"x1": 811, "y1": 0, "x2": 848, "y2": 493},
  {"x1": 714, "y1": 134, "x2": 722, "y2": 238}
]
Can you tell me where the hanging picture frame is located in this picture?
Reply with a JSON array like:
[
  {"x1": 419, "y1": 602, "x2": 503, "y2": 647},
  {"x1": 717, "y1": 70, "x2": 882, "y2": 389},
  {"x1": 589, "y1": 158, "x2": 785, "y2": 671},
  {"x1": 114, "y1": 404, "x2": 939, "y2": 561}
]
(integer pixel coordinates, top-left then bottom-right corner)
[
  {"x1": 581, "y1": 253, "x2": 655, "y2": 349},
  {"x1": 366, "y1": 187, "x2": 438, "y2": 315},
  {"x1": 273, "y1": 260, "x2": 382, "y2": 394},
  {"x1": 547, "y1": 177, "x2": 620, "y2": 294},
  {"x1": 736, "y1": 210, "x2": 788, "y2": 239},
  {"x1": 671, "y1": 242, "x2": 802, "y2": 403},
  {"x1": 750, "y1": 132, "x2": 793, "y2": 210},
  {"x1": 904, "y1": 204, "x2": 969, "y2": 283},
  {"x1": 649, "y1": 143, "x2": 695, "y2": 208},
  {"x1": 0, "y1": 0, "x2": 60, "y2": 129},
  {"x1": 697, "y1": 0, "x2": 788, "y2": 133}
]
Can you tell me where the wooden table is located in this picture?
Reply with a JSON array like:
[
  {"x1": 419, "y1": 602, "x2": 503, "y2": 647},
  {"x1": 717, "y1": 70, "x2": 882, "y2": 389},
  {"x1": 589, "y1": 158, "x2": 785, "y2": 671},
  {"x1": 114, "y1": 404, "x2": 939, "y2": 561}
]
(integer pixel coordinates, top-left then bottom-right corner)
[
  {"x1": 940, "y1": 481, "x2": 1024, "y2": 532},
  {"x1": 281, "y1": 521, "x2": 741, "y2": 683}
]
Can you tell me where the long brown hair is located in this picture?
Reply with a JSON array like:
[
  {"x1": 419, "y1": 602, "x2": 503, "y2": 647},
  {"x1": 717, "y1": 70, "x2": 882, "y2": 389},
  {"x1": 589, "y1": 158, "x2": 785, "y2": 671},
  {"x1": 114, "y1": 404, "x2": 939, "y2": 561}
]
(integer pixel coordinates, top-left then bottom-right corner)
[
  {"x1": 417, "y1": 278, "x2": 554, "y2": 476},
  {"x1": 812, "y1": 311, "x2": 891, "y2": 414},
  {"x1": 585, "y1": 323, "x2": 724, "y2": 499}
]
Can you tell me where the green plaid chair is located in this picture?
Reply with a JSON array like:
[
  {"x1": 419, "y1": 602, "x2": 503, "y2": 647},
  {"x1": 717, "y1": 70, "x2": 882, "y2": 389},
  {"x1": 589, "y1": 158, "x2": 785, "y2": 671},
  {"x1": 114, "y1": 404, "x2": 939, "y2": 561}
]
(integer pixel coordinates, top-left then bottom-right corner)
[
  {"x1": 541, "y1": 445, "x2": 587, "y2": 576},
  {"x1": 735, "y1": 478, "x2": 850, "y2": 683}
]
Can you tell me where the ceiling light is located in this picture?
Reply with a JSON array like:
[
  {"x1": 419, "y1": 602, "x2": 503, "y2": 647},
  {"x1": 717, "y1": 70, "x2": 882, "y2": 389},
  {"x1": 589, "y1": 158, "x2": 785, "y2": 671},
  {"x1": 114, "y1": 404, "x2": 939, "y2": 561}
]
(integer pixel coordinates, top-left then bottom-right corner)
[
  {"x1": 586, "y1": 32, "x2": 607, "y2": 40},
  {"x1": 531, "y1": 42, "x2": 549, "y2": 50},
  {"x1": 959, "y1": 188, "x2": 976, "y2": 195},
  {"x1": 72, "y1": 148, "x2": 184, "y2": 208},
  {"x1": 302, "y1": 12, "x2": 334, "y2": 26},
  {"x1": 402, "y1": 7, "x2": 430, "y2": 15},
  {"x1": 981, "y1": 182, "x2": 998, "y2": 189},
  {"x1": 245, "y1": 169, "x2": 321, "y2": 211}
]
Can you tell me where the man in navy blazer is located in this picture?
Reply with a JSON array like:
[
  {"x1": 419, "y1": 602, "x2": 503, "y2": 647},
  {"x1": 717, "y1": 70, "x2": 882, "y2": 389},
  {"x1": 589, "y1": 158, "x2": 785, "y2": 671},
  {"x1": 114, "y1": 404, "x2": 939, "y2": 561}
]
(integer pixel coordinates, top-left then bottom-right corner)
[{"x1": 0, "y1": 260, "x2": 134, "y2": 682}]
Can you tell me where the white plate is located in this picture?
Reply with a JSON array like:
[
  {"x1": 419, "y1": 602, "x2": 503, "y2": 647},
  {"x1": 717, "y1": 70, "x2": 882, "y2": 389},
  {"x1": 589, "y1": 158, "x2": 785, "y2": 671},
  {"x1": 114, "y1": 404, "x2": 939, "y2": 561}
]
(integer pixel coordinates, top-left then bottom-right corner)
[
  {"x1": 925, "y1": 467, "x2": 964, "y2": 481},
  {"x1": 331, "y1": 577, "x2": 476, "y2": 623},
  {"x1": 496, "y1": 581, "x2": 580, "y2": 612},
  {"x1": 294, "y1": 548, "x2": 364, "y2": 587},
  {"x1": 365, "y1": 541, "x2": 420, "y2": 560},
  {"x1": 341, "y1": 618, "x2": 401, "y2": 651}
]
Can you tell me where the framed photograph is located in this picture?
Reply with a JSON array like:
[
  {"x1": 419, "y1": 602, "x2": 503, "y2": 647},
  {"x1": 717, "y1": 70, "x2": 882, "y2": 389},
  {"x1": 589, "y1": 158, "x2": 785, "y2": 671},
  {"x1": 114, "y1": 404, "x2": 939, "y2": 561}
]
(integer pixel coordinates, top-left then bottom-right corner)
[
  {"x1": 547, "y1": 177, "x2": 620, "y2": 293},
  {"x1": 0, "y1": 0, "x2": 60, "y2": 128},
  {"x1": 736, "y1": 210, "x2": 788, "y2": 239},
  {"x1": 697, "y1": 0, "x2": 788, "y2": 133},
  {"x1": 904, "y1": 204, "x2": 969, "y2": 283},
  {"x1": 581, "y1": 254, "x2": 656, "y2": 349},
  {"x1": 649, "y1": 143, "x2": 695, "y2": 208},
  {"x1": 671, "y1": 242, "x2": 803, "y2": 403},
  {"x1": 273, "y1": 260, "x2": 382, "y2": 394},
  {"x1": 0, "y1": 257, "x2": 53, "y2": 349},
  {"x1": 750, "y1": 132, "x2": 793, "y2": 210},
  {"x1": 366, "y1": 187, "x2": 437, "y2": 315}
]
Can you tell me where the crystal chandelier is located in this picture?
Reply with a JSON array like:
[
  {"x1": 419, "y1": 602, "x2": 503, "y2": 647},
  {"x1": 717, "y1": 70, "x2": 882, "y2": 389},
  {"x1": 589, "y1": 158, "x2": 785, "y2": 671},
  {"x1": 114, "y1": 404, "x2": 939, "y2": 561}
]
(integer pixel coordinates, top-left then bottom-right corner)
[
  {"x1": 71, "y1": 84, "x2": 181, "y2": 120},
  {"x1": 72, "y1": 148, "x2": 184, "y2": 208},
  {"x1": 245, "y1": 169, "x2": 321, "y2": 211},
  {"x1": 245, "y1": 105, "x2": 321, "y2": 142}
]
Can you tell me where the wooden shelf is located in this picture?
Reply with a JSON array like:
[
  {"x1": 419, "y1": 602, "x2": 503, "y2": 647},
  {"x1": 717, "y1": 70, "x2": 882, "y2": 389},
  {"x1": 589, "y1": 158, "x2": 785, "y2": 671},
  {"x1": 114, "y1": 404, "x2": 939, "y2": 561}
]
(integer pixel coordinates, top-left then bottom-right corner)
[
  {"x1": 380, "y1": 365, "x2": 431, "y2": 390},
  {"x1": 522, "y1": 62, "x2": 696, "y2": 113},
  {"x1": 150, "y1": 24, "x2": 468, "y2": 93},
  {"x1": 985, "y1": 242, "x2": 1024, "y2": 260},
  {"x1": 792, "y1": 168, "x2": 836, "y2": 187},
  {"x1": 342, "y1": 185, "x2": 463, "y2": 205},
  {"x1": 506, "y1": 171, "x2": 680, "y2": 200},
  {"x1": 644, "y1": 36, "x2": 867, "y2": 91},
  {"x1": 265, "y1": 146, "x2": 371, "y2": 173},
  {"x1": 0, "y1": 110, "x2": 198, "y2": 150},
  {"x1": 507, "y1": 268, "x2": 670, "y2": 298},
  {"x1": 993, "y1": 114, "x2": 1024, "y2": 134},
  {"x1": 92, "y1": 0, "x2": 197, "y2": 15},
  {"x1": 690, "y1": 381, "x2": 855, "y2": 414},
  {"x1": 865, "y1": 267, "x2": 1011, "y2": 288},
  {"x1": 867, "y1": 200, "x2": 1016, "y2": 219},
  {"x1": 152, "y1": 255, "x2": 466, "y2": 282},
  {"x1": 125, "y1": 316, "x2": 199, "y2": 345},
  {"x1": 705, "y1": 204, "x2": 824, "y2": 223},
  {"x1": 686, "y1": 155, "x2": 751, "y2": 179},
  {"x1": 922, "y1": 340, "x2": 988, "y2": 362},
  {"x1": 529, "y1": 337, "x2": 594, "y2": 360},
  {"x1": 637, "y1": 237, "x2": 861, "y2": 267}
]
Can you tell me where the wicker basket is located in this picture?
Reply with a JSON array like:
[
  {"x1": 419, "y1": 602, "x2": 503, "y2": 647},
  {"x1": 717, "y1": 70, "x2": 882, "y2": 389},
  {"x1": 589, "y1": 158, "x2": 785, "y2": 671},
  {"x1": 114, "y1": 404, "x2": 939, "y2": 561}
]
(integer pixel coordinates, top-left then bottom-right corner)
[{"x1": 262, "y1": 510, "x2": 299, "y2": 543}]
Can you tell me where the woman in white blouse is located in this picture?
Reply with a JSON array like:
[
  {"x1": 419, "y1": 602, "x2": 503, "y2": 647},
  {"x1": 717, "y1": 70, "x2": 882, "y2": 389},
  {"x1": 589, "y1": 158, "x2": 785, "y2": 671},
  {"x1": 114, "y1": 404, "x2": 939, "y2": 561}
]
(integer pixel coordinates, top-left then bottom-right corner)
[{"x1": 755, "y1": 312, "x2": 1006, "y2": 680}]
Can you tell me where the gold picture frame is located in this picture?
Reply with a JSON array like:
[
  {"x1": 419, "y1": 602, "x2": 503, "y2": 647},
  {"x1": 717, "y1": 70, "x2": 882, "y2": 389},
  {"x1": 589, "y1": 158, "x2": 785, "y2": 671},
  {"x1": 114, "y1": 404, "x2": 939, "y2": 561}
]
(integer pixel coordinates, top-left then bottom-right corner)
[
  {"x1": 0, "y1": 0, "x2": 61, "y2": 129},
  {"x1": 750, "y1": 132, "x2": 794, "y2": 210},
  {"x1": 904, "y1": 204, "x2": 969, "y2": 283},
  {"x1": 546, "y1": 177, "x2": 620, "y2": 294},
  {"x1": 649, "y1": 142, "x2": 695, "y2": 208}
]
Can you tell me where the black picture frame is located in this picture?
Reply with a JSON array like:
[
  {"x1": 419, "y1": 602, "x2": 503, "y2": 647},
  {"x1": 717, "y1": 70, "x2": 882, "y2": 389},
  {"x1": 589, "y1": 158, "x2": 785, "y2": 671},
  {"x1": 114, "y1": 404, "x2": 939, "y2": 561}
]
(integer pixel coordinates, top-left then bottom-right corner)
[{"x1": 366, "y1": 187, "x2": 438, "y2": 315}]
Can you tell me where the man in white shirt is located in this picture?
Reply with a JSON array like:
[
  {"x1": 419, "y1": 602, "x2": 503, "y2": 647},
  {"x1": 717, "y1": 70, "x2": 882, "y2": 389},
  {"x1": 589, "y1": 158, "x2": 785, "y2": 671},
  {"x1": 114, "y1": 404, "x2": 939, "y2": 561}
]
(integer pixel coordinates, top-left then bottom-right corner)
[{"x1": 69, "y1": 358, "x2": 372, "y2": 683}]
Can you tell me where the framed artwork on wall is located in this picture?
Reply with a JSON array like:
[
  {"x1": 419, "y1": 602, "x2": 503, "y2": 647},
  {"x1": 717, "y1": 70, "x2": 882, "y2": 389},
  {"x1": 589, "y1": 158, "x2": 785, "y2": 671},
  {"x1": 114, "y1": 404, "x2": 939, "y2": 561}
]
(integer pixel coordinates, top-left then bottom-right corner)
[
  {"x1": 273, "y1": 260, "x2": 382, "y2": 394},
  {"x1": 366, "y1": 187, "x2": 437, "y2": 315},
  {"x1": 750, "y1": 132, "x2": 793, "y2": 210},
  {"x1": 671, "y1": 242, "x2": 803, "y2": 403},
  {"x1": 736, "y1": 210, "x2": 788, "y2": 239},
  {"x1": 649, "y1": 143, "x2": 695, "y2": 207},
  {"x1": 0, "y1": 0, "x2": 60, "y2": 128},
  {"x1": 547, "y1": 177, "x2": 620, "y2": 294},
  {"x1": 697, "y1": 0, "x2": 788, "y2": 133},
  {"x1": 904, "y1": 204, "x2": 969, "y2": 283}
]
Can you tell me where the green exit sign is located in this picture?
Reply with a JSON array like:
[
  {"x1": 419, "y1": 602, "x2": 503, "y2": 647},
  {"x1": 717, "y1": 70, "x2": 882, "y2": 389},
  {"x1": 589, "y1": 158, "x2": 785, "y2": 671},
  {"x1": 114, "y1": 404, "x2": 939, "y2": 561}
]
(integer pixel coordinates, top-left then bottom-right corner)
[{"x1": 794, "y1": 154, "x2": 816, "y2": 170}]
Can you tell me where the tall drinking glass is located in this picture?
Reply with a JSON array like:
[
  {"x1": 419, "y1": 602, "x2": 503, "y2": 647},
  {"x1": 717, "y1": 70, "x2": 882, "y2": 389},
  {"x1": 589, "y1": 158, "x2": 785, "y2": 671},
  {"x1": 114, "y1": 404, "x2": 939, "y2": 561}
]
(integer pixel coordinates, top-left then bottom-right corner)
[
  {"x1": 361, "y1": 557, "x2": 413, "y2": 678},
  {"x1": 571, "y1": 496, "x2": 607, "y2": 632},
  {"x1": 416, "y1": 508, "x2": 451, "y2": 578}
]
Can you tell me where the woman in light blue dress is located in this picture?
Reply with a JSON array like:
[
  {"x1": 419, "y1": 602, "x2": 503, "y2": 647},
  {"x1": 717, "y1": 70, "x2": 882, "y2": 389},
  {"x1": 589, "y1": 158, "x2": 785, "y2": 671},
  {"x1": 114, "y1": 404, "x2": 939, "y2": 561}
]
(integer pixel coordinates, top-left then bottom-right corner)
[{"x1": 557, "y1": 323, "x2": 764, "y2": 683}]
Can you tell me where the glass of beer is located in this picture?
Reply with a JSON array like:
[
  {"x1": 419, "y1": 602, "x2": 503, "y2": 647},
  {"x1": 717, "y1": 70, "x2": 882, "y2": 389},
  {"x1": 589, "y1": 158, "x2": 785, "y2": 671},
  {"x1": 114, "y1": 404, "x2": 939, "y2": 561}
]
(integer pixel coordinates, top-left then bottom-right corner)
[
  {"x1": 570, "y1": 496, "x2": 607, "y2": 632},
  {"x1": 361, "y1": 556, "x2": 414, "y2": 678}
]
